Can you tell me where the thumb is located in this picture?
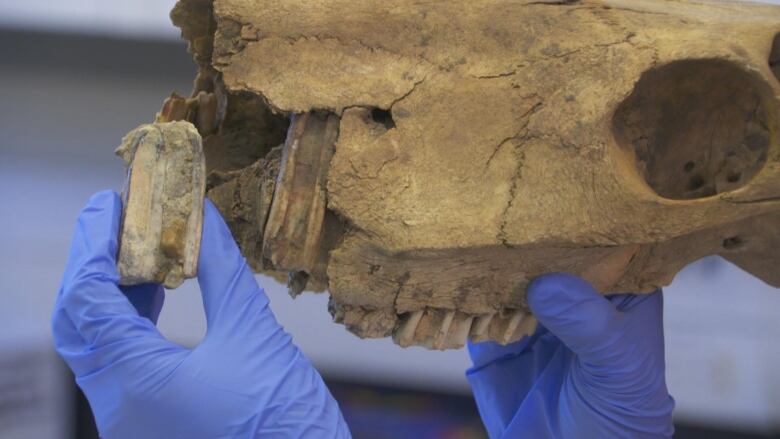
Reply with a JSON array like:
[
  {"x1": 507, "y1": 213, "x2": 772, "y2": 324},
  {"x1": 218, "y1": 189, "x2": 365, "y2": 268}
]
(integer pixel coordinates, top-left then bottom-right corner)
[
  {"x1": 197, "y1": 199, "x2": 273, "y2": 335},
  {"x1": 529, "y1": 277, "x2": 674, "y2": 434},
  {"x1": 54, "y1": 191, "x2": 171, "y2": 376},
  {"x1": 527, "y1": 273, "x2": 625, "y2": 367},
  {"x1": 121, "y1": 283, "x2": 165, "y2": 324}
]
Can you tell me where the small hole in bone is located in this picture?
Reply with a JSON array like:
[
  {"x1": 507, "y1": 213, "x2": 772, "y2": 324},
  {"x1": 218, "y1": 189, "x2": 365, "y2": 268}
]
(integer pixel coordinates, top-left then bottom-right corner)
[
  {"x1": 687, "y1": 176, "x2": 705, "y2": 192},
  {"x1": 370, "y1": 108, "x2": 396, "y2": 130},
  {"x1": 612, "y1": 59, "x2": 773, "y2": 200},
  {"x1": 726, "y1": 172, "x2": 742, "y2": 183},
  {"x1": 722, "y1": 236, "x2": 744, "y2": 250}
]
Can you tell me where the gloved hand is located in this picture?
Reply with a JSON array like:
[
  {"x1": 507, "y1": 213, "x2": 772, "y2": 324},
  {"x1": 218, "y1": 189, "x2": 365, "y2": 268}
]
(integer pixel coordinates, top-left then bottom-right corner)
[
  {"x1": 467, "y1": 274, "x2": 675, "y2": 439},
  {"x1": 52, "y1": 190, "x2": 351, "y2": 439}
]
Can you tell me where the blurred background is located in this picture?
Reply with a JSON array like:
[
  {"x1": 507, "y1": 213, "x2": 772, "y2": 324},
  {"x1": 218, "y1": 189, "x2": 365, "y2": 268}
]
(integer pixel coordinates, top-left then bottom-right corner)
[{"x1": 1, "y1": 1, "x2": 779, "y2": 438}]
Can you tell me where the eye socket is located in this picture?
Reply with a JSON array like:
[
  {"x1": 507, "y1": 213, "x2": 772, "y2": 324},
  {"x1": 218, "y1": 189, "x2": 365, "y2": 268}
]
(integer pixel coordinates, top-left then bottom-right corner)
[{"x1": 612, "y1": 59, "x2": 773, "y2": 200}]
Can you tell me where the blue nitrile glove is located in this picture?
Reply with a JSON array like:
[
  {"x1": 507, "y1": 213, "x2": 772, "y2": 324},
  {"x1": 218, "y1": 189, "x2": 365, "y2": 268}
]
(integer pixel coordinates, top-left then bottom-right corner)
[
  {"x1": 52, "y1": 191, "x2": 351, "y2": 439},
  {"x1": 467, "y1": 274, "x2": 675, "y2": 439}
]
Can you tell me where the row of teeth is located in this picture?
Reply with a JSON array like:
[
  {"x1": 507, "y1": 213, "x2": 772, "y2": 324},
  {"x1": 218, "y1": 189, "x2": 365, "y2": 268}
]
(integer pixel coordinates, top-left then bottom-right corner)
[{"x1": 393, "y1": 308, "x2": 538, "y2": 350}]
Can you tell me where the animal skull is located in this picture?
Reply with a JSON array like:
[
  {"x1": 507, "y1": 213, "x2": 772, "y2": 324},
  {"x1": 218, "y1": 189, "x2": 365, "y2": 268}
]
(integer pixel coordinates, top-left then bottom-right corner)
[{"x1": 152, "y1": 0, "x2": 780, "y2": 349}]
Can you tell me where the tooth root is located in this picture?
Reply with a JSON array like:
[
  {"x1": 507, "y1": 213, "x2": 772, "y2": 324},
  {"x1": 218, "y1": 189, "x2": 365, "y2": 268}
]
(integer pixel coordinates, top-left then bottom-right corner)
[
  {"x1": 433, "y1": 310, "x2": 456, "y2": 350},
  {"x1": 501, "y1": 310, "x2": 524, "y2": 344},
  {"x1": 393, "y1": 310, "x2": 424, "y2": 347},
  {"x1": 500, "y1": 314, "x2": 538, "y2": 345},
  {"x1": 485, "y1": 310, "x2": 538, "y2": 345},
  {"x1": 442, "y1": 313, "x2": 474, "y2": 350},
  {"x1": 412, "y1": 308, "x2": 439, "y2": 349},
  {"x1": 470, "y1": 313, "x2": 495, "y2": 342}
]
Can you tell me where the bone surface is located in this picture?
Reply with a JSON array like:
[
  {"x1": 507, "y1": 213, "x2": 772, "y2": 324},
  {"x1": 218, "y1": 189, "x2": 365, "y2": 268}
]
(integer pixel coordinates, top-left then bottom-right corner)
[
  {"x1": 116, "y1": 121, "x2": 206, "y2": 289},
  {"x1": 164, "y1": 0, "x2": 780, "y2": 348}
]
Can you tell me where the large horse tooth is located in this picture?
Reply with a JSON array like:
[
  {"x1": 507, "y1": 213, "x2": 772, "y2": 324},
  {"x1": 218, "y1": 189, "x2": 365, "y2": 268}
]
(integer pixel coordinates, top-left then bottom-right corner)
[{"x1": 115, "y1": 121, "x2": 205, "y2": 289}]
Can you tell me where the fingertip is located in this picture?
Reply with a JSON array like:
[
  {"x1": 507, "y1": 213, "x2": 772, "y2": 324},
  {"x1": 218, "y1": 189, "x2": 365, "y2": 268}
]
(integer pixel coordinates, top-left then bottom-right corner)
[
  {"x1": 202, "y1": 197, "x2": 227, "y2": 231},
  {"x1": 88, "y1": 189, "x2": 119, "y2": 204},
  {"x1": 63, "y1": 191, "x2": 124, "y2": 286},
  {"x1": 77, "y1": 190, "x2": 122, "y2": 247},
  {"x1": 197, "y1": 197, "x2": 264, "y2": 331},
  {"x1": 198, "y1": 197, "x2": 241, "y2": 273},
  {"x1": 200, "y1": 198, "x2": 234, "y2": 247},
  {"x1": 197, "y1": 196, "x2": 254, "y2": 295},
  {"x1": 86, "y1": 189, "x2": 121, "y2": 208}
]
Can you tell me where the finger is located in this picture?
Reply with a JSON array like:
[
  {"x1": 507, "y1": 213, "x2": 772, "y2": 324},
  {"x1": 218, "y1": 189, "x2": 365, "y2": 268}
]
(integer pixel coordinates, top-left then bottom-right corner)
[
  {"x1": 527, "y1": 273, "x2": 625, "y2": 367},
  {"x1": 53, "y1": 299, "x2": 180, "y2": 379},
  {"x1": 60, "y1": 190, "x2": 123, "y2": 288},
  {"x1": 564, "y1": 290, "x2": 673, "y2": 426},
  {"x1": 197, "y1": 199, "x2": 271, "y2": 334},
  {"x1": 58, "y1": 191, "x2": 166, "y2": 349},
  {"x1": 120, "y1": 283, "x2": 165, "y2": 325},
  {"x1": 604, "y1": 289, "x2": 667, "y2": 373},
  {"x1": 51, "y1": 296, "x2": 87, "y2": 363},
  {"x1": 467, "y1": 325, "x2": 545, "y2": 371}
]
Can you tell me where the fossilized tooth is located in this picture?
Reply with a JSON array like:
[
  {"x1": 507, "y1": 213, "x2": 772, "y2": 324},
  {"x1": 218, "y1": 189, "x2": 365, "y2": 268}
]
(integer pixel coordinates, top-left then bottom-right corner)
[
  {"x1": 262, "y1": 111, "x2": 340, "y2": 282},
  {"x1": 162, "y1": 0, "x2": 780, "y2": 348},
  {"x1": 115, "y1": 121, "x2": 206, "y2": 289}
]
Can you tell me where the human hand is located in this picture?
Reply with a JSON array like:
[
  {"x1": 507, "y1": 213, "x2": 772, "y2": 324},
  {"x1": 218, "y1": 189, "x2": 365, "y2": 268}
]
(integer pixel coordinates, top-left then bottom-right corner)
[
  {"x1": 467, "y1": 274, "x2": 674, "y2": 438},
  {"x1": 52, "y1": 190, "x2": 350, "y2": 439}
]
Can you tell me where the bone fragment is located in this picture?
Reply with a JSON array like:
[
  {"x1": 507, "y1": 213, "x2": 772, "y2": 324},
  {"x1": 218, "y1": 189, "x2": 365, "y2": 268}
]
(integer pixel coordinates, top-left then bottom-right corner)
[
  {"x1": 206, "y1": 145, "x2": 282, "y2": 272},
  {"x1": 115, "y1": 121, "x2": 206, "y2": 288}
]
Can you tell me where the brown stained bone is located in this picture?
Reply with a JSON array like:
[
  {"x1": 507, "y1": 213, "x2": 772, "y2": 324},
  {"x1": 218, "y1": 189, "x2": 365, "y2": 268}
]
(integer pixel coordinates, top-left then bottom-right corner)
[
  {"x1": 116, "y1": 121, "x2": 206, "y2": 289},
  {"x1": 202, "y1": 87, "x2": 288, "y2": 174},
  {"x1": 331, "y1": 302, "x2": 398, "y2": 339},
  {"x1": 206, "y1": 145, "x2": 282, "y2": 272},
  {"x1": 164, "y1": 0, "x2": 780, "y2": 349},
  {"x1": 261, "y1": 111, "x2": 340, "y2": 293}
]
